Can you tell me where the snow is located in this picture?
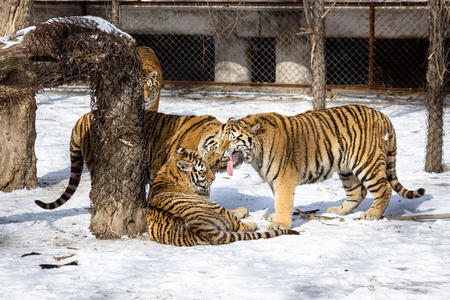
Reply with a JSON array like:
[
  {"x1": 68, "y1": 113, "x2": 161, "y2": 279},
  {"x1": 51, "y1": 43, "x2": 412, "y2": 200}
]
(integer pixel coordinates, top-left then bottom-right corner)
[
  {"x1": 1, "y1": 88, "x2": 449, "y2": 299},
  {"x1": 1, "y1": 16, "x2": 131, "y2": 50},
  {"x1": 0, "y1": 26, "x2": 36, "y2": 49},
  {"x1": 45, "y1": 16, "x2": 133, "y2": 40}
]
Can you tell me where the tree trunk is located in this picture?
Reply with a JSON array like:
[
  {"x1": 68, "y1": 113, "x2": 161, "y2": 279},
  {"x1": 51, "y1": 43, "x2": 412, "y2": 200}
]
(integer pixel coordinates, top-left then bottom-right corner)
[
  {"x1": 89, "y1": 50, "x2": 147, "y2": 239},
  {"x1": 425, "y1": 0, "x2": 448, "y2": 173},
  {"x1": 0, "y1": 0, "x2": 31, "y2": 36},
  {"x1": 0, "y1": 87, "x2": 37, "y2": 191},
  {"x1": 109, "y1": 0, "x2": 121, "y2": 28},
  {"x1": 0, "y1": 0, "x2": 37, "y2": 192},
  {"x1": 310, "y1": 0, "x2": 326, "y2": 109}
]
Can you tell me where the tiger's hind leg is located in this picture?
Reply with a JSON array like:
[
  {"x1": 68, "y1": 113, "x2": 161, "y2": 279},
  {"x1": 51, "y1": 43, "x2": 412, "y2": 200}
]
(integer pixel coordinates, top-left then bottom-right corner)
[
  {"x1": 360, "y1": 161, "x2": 392, "y2": 220},
  {"x1": 235, "y1": 219, "x2": 257, "y2": 232},
  {"x1": 219, "y1": 207, "x2": 257, "y2": 232},
  {"x1": 207, "y1": 204, "x2": 257, "y2": 232},
  {"x1": 327, "y1": 172, "x2": 367, "y2": 215}
]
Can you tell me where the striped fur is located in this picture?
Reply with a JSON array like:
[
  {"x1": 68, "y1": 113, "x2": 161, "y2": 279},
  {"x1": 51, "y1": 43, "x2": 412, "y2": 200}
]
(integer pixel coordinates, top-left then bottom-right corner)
[
  {"x1": 144, "y1": 112, "x2": 226, "y2": 183},
  {"x1": 35, "y1": 112, "x2": 224, "y2": 210},
  {"x1": 137, "y1": 46, "x2": 162, "y2": 112},
  {"x1": 147, "y1": 148, "x2": 299, "y2": 246},
  {"x1": 35, "y1": 113, "x2": 94, "y2": 210},
  {"x1": 216, "y1": 105, "x2": 425, "y2": 229}
]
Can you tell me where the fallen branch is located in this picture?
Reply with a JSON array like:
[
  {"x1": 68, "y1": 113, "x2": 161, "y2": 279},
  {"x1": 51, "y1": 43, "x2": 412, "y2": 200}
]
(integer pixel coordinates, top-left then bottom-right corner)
[
  {"x1": 294, "y1": 209, "x2": 450, "y2": 222},
  {"x1": 21, "y1": 251, "x2": 41, "y2": 257},
  {"x1": 53, "y1": 253, "x2": 76, "y2": 261},
  {"x1": 39, "y1": 260, "x2": 78, "y2": 269},
  {"x1": 383, "y1": 213, "x2": 450, "y2": 221},
  {"x1": 293, "y1": 209, "x2": 320, "y2": 215},
  {"x1": 294, "y1": 209, "x2": 344, "y2": 222}
]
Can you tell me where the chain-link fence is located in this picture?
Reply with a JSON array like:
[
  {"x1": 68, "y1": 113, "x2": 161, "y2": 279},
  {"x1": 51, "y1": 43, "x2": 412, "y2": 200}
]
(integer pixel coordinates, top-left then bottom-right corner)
[{"x1": 32, "y1": 1, "x2": 449, "y2": 91}]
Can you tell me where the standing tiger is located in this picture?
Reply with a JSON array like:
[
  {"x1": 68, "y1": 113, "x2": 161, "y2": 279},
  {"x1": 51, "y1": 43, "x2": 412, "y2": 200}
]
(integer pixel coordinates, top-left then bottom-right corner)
[
  {"x1": 137, "y1": 46, "x2": 163, "y2": 112},
  {"x1": 147, "y1": 148, "x2": 299, "y2": 246},
  {"x1": 35, "y1": 111, "x2": 229, "y2": 210},
  {"x1": 215, "y1": 105, "x2": 425, "y2": 229}
]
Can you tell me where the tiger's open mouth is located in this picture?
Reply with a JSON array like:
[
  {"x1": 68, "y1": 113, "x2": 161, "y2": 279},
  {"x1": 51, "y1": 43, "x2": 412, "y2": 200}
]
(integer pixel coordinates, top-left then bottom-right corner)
[{"x1": 225, "y1": 151, "x2": 244, "y2": 176}]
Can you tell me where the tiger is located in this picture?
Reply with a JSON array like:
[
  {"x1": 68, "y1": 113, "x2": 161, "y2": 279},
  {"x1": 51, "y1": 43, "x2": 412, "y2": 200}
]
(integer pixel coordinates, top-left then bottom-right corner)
[
  {"x1": 137, "y1": 46, "x2": 163, "y2": 112},
  {"x1": 144, "y1": 111, "x2": 230, "y2": 182},
  {"x1": 147, "y1": 147, "x2": 299, "y2": 246},
  {"x1": 214, "y1": 104, "x2": 425, "y2": 229},
  {"x1": 35, "y1": 111, "x2": 229, "y2": 210}
]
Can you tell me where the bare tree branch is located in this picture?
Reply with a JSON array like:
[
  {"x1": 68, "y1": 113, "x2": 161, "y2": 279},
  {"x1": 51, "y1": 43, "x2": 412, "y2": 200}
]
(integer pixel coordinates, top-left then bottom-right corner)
[{"x1": 294, "y1": 209, "x2": 450, "y2": 222}]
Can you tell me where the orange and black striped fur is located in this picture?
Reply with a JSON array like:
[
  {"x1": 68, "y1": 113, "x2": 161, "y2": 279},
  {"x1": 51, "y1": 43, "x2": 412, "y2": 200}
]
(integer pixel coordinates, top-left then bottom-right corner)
[
  {"x1": 147, "y1": 148, "x2": 299, "y2": 246},
  {"x1": 35, "y1": 113, "x2": 94, "y2": 210},
  {"x1": 144, "y1": 112, "x2": 227, "y2": 183},
  {"x1": 216, "y1": 105, "x2": 425, "y2": 229},
  {"x1": 35, "y1": 112, "x2": 225, "y2": 210},
  {"x1": 137, "y1": 46, "x2": 162, "y2": 112}
]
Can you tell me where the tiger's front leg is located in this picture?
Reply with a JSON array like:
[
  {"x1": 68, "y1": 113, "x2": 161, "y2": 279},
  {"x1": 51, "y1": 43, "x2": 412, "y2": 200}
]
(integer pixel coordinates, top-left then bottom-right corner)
[{"x1": 268, "y1": 177, "x2": 296, "y2": 230}]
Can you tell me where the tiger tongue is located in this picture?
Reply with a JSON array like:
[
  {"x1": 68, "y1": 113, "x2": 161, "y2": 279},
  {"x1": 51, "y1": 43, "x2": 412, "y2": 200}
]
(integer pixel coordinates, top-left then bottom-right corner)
[{"x1": 227, "y1": 159, "x2": 234, "y2": 176}]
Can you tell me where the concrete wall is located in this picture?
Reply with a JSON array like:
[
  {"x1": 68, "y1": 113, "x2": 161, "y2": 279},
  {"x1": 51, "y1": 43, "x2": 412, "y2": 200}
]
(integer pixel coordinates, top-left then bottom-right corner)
[
  {"x1": 325, "y1": 7, "x2": 428, "y2": 39},
  {"x1": 33, "y1": 4, "x2": 429, "y2": 84}
]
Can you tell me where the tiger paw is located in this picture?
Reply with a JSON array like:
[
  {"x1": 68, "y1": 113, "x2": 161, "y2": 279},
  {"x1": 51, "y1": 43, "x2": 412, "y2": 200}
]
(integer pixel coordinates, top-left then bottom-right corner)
[
  {"x1": 326, "y1": 206, "x2": 346, "y2": 215},
  {"x1": 245, "y1": 221, "x2": 258, "y2": 231},
  {"x1": 265, "y1": 213, "x2": 275, "y2": 222},
  {"x1": 268, "y1": 220, "x2": 291, "y2": 230},
  {"x1": 361, "y1": 210, "x2": 382, "y2": 220},
  {"x1": 231, "y1": 206, "x2": 249, "y2": 219}
]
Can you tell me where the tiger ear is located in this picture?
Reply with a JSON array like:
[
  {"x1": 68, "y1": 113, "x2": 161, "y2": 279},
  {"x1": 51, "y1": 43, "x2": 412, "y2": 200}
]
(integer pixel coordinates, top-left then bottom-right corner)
[
  {"x1": 177, "y1": 147, "x2": 185, "y2": 153},
  {"x1": 150, "y1": 70, "x2": 158, "y2": 79},
  {"x1": 176, "y1": 160, "x2": 192, "y2": 172},
  {"x1": 251, "y1": 123, "x2": 260, "y2": 134}
]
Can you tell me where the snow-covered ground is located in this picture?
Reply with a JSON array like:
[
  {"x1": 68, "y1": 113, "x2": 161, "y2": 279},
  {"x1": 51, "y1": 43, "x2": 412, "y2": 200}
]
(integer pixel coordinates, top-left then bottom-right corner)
[{"x1": 1, "y1": 88, "x2": 449, "y2": 299}]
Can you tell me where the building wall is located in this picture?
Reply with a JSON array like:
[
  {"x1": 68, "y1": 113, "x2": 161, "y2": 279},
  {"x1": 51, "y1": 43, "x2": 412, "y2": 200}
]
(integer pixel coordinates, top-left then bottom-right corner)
[{"x1": 33, "y1": 4, "x2": 429, "y2": 85}]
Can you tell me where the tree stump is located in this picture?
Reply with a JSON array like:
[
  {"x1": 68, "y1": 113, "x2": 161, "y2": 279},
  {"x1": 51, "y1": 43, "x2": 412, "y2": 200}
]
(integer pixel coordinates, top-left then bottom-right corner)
[
  {"x1": 0, "y1": 87, "x2": 37, "y2": 191},
  {"x1": 89, "y1": 56, "x2": 148, "y2": 238},
  {"x1": 0, "y1": 0, "x2": 37, "y2": 192}
]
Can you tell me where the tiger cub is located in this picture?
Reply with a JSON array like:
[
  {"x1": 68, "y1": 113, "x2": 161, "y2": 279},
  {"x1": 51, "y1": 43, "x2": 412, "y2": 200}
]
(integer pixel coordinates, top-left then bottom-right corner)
[
  {"x1": 215, "y1": 105, "x2": 425, "y2": 229},
  {"x1": 35, "y1": 111, "x2": 227, "y2": 210},
  {"x1": 137, "y1": 46, "x2": 162, "y2": 112},
  {"x1": 147, "y1": 148, "x2": 299, "y2": 246}
]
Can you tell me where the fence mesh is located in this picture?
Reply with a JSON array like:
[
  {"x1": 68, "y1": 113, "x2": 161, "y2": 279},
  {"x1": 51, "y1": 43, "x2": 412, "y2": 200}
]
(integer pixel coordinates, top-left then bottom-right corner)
[
  {"x1": 32, "y1": 1, "x2": 449, "y2": 91},
  {"x1": 32, "y1": 1, "x2": 449, "y2": 90}
]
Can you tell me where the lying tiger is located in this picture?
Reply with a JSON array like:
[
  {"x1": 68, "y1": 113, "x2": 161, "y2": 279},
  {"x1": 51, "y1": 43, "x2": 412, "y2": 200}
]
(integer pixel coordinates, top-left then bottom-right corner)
[
  {"x1": 216, "y1": 104, "x2": 425, "y2": 229},
  {"x1": 35, "y1": 111, "x2": 230, "y2": 209},
  {"x1": 147, "y1": 148, "x2": 299, "y2": 246}
]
